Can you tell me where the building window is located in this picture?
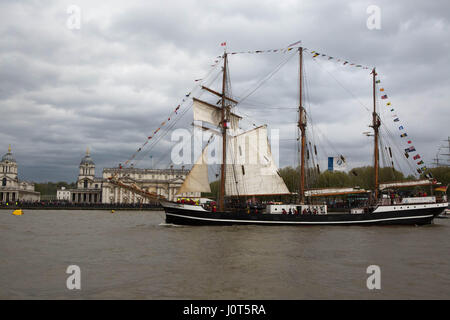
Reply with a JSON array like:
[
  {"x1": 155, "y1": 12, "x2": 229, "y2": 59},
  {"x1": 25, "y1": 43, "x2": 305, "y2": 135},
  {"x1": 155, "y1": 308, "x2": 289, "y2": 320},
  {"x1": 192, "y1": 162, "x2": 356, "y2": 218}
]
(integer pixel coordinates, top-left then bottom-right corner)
[
  {"x1": 2, "y1": 178, "x2": 6, "y2": 186},
  {"x1": 95, "y1": 184, "x2": 98, "y2": 189},
  {"x1": 84, "y1": 180, "x2": 88, "y2": 189}
]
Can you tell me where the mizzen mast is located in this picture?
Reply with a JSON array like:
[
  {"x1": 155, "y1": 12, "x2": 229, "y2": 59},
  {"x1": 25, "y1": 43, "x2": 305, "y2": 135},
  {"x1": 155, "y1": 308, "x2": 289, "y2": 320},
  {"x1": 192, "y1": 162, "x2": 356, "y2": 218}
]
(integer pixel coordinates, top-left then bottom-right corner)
[
  {"x1": 371, "y1": 68, "x2": 380, "y2": 200},
  {"x1": 298, "y1": 47, "x2": 306, "y2": 204}
]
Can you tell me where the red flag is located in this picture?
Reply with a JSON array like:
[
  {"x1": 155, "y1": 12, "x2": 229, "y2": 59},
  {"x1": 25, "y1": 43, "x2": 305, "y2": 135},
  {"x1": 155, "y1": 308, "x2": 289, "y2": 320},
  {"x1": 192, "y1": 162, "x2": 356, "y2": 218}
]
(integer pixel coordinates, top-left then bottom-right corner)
[{"x1": 221, "y1": 42, "x2": 226, "y2": 46}]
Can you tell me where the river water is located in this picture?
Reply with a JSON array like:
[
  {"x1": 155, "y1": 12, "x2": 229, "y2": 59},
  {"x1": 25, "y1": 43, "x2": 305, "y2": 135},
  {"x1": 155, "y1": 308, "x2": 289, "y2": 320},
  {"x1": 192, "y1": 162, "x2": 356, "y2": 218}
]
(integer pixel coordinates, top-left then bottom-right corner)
[{"x1": 0, "y1": 209, "x2": 449, "y2": 299}]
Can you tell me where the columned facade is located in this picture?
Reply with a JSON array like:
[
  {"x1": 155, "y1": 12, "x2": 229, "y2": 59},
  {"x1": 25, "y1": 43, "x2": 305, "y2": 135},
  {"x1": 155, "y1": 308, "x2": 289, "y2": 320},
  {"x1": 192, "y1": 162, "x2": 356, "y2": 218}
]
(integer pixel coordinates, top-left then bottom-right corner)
[
  {"x1": 102, "y1": 168, "x2": 200, "y2": 203},
  {"x1": 57, "y1": 148, "x2": 102, "y2": 203},
  {"x1": 57, "y1": 150, "x2": 199, "y2": 204},
  {"x1": 0, "y1": 145, "x2": 40, "y2": 203}
]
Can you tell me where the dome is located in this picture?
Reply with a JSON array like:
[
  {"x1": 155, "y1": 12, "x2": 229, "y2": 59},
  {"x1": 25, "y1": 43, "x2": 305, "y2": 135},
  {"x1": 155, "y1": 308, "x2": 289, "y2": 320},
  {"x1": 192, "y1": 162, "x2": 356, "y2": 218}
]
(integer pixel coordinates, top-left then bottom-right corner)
[
  {"x1": 80, "y1": 155, "x2": 94, "y2": 165},
  {"x1": 80, "y1": 148, "x2": 95, "y2": 165},
  {"x1": 1, "y1": 145, "x2": 16, "y2": 163}
]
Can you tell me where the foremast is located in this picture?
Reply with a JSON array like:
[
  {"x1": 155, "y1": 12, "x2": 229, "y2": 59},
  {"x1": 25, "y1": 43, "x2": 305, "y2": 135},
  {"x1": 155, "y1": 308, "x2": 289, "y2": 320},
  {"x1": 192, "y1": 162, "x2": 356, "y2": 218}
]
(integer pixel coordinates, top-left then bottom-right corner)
[{"x1": 219, "y1": 52, "x2": 228, "y2": 211}]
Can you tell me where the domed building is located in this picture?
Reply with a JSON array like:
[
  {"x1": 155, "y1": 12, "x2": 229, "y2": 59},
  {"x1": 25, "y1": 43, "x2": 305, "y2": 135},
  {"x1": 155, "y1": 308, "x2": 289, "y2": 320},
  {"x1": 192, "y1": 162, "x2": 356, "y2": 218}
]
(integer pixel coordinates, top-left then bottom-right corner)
[
  {"x1": 57, "y1": 148, "x2": 103, "y2": 203},
  {"x1": 0, "y1": 145, "x2": 40, "y2": 203},
  {"x1": 57, "y1": 148, "x2": 199, "y2": 204}
]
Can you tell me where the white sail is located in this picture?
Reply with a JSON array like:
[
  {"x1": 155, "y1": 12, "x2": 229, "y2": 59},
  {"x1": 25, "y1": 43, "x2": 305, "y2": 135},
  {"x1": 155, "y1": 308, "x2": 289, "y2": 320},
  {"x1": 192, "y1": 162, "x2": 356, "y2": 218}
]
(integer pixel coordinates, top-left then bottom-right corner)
[
  {"x1": 225, "y1": 125, "x2": 290, "y2": 196},
  {"x1": 177, "y1": 146, "x2": 211, "y2": 194},
  {"x1": 379, "y1": 179, "x2": 433, "y2": 190},
  {"x1": 193, "y1": 98, "x2": 241, "y2": 131}
]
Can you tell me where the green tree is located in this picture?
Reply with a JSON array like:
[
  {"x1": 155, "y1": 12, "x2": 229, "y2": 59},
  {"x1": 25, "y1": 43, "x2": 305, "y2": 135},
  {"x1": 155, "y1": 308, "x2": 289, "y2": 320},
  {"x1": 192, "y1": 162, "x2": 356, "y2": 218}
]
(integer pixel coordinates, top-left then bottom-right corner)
[
  {"x1": 34, "y1": 181, "x2": 76, "y2": 195},
  {"x1": 426, "y1": 167, "x2": 450, "y2": 186},
  {"x1": 201, "y1": 180, "x2": 220, "y2": 199},
  {"x1": 280, "y1": 166, "x2": 410, "y2": 191}
]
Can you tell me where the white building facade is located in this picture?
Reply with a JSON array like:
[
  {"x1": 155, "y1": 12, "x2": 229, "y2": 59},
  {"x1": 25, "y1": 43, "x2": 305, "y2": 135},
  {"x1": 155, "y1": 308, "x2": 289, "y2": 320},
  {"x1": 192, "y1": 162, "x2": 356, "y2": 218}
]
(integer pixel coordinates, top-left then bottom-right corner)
[
  {"x1": 101, "y1": 167, "x2": 200, "y2": 204},
  {"x1": 0, "y1": 145, "x2": 40, "y2": 203},
  {"x1": 56, "y1": 187, "x2": 71, "y2": 201},
  {"x1": 57, "y1": 149, "x2": 103, "y2": 203},
  {"x1": 57, "y1": 150, "x2": 200, "y2": 204}
]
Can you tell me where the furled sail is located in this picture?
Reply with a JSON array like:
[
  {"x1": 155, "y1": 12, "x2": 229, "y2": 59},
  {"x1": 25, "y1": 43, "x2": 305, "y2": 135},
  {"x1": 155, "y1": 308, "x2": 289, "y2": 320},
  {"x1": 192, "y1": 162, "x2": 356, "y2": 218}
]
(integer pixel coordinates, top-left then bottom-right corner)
[
  {"x1": 225, "y1": 125, "x2": 290, "y2": 196},
  {"x1": 177, "y1": 145, "x2": 211, "y2": 194},
  {"x1": 193, "y1": 98, "x2": 241, "y2": 131},
  {"x1": 305, "y1": 187, "x2": 367, "y2": 197},
  {"x1": 379, "y1": 179, "x2": 434, "y2": 190}
]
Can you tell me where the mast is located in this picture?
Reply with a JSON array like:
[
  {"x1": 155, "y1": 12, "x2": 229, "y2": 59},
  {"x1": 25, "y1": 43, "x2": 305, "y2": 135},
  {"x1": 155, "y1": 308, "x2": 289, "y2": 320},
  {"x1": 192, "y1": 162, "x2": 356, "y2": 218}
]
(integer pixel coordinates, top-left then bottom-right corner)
[
  {"x1": 371, "y1": 68, "x2": 380, "y2": 200},
  {"x1": 219, "y1": 52, "x2": 228, "y2": 211},
  {"x1": 298, "y1": 47, "x2": 306, "y2": 204}
]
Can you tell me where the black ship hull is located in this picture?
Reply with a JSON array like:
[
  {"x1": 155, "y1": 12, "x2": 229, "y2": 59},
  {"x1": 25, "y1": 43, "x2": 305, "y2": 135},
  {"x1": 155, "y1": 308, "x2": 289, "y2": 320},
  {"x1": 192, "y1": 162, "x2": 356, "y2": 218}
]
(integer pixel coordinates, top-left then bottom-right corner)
[{"x1": 162, "y1": 202, "x2": 447, "y2": 226}]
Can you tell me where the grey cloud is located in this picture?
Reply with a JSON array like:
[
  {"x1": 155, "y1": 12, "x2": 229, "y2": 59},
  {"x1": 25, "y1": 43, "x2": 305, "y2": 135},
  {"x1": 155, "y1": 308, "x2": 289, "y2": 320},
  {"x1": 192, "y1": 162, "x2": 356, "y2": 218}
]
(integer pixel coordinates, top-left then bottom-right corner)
[{"x1": 0, "y1": 0, "x2": 448, "y2": 182}]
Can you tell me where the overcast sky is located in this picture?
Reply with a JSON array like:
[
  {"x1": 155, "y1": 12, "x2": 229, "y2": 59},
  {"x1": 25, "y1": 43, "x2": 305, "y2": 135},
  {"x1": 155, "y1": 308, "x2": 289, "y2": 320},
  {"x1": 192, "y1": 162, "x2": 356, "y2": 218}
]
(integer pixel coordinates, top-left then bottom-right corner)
[{"x1": 0, "y1": 0, "x2": 449, "y2": 182}]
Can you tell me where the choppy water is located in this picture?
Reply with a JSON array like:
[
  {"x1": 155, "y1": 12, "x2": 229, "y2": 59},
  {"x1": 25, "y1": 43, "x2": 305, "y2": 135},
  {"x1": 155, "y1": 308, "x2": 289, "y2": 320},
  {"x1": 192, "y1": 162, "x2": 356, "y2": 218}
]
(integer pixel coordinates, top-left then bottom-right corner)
[{"x1": 0, "y1": 209, "x2": 449, "y2": 299}]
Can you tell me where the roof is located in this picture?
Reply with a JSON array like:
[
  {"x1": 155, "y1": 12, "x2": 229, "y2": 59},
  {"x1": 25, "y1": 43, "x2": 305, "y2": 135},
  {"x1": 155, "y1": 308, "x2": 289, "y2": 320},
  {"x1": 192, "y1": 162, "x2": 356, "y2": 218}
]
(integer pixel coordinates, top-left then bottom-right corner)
[
  {"x1": 1, "y1": 145, "x2": 16, "y2": 163},
  {"x1": 80, "y1": 148, "x2": 95, "y2": 165}
]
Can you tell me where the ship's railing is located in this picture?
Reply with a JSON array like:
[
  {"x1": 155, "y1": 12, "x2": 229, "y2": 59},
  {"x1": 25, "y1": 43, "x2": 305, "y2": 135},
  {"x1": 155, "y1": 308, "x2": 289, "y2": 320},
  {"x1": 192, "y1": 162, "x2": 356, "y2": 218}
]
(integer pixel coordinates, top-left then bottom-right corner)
[{"x1": 378, "y1": 196, "x2": 447, "y2": 206}]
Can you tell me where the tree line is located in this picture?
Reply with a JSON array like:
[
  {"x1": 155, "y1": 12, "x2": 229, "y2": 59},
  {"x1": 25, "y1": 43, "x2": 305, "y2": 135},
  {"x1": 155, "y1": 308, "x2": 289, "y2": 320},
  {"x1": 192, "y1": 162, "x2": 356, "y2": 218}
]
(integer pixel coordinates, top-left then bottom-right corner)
[
  {"x1": 34, "y1": 182, "x2": 76, "y2": 195},
  {"x1": 279, "y1": 166, "x2": 449, "y2": 192},
  {"x1": 202, "y1": 166, "x2": 450, "y2": 199}
]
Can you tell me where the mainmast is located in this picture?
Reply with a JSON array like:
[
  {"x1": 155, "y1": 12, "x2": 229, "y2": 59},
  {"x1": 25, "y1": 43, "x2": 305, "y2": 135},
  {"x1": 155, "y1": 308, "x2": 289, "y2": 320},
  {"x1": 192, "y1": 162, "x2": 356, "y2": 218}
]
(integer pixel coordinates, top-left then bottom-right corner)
[
  {"x1": 218, "y1": 52, "x2": 228, "y2": 211},
  {"x1": 298, "y1": 47, "x2": 306, "y2": 204},
  {"x1": 371, "y1": 68, "x2": 380, "y2": 200}
]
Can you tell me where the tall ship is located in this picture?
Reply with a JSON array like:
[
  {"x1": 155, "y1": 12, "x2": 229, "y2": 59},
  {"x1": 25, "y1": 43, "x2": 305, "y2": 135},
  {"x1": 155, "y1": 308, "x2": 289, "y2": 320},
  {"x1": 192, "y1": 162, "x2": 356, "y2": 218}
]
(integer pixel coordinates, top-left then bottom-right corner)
[{"x1": 112, "y1": 44, "x2": 448, "y2": 225}]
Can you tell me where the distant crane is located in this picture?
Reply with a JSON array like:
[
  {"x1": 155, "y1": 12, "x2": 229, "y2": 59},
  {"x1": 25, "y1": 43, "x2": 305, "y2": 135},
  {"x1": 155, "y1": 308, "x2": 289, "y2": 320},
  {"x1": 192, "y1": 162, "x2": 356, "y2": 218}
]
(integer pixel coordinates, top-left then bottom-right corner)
[{"x1": 432, "y1": 137, "x2": 450, "y2": 167}]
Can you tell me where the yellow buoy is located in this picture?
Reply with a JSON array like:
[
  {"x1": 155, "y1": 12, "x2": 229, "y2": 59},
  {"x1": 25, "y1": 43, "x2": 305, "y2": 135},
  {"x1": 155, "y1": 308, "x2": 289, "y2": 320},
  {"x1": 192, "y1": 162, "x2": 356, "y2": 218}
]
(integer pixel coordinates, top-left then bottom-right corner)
[
  {"x1": 12, "y1": 209, "x2": 23, "y2": 216},
  {"x1": 111, "y1": 210, "x2": 115, "y2": 214}
]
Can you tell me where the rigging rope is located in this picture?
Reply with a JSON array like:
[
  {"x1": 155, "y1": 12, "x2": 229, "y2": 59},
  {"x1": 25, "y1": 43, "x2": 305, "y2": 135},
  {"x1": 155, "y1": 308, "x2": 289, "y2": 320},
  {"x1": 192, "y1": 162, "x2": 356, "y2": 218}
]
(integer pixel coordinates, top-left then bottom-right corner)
[{"x1": 120, "y1": 57, "x2": 224, "y2": 169}]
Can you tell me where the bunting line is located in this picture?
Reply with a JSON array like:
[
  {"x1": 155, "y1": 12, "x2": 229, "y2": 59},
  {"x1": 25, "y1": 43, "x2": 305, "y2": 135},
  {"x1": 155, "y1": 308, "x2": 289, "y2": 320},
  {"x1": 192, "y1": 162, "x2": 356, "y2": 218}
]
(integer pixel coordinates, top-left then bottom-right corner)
[
  {"x1": 121, "y1": 44, "x2": 374, "y2": 170},
  {"x1": 377, "y1": 79, "x2": 432, "y2": 178},
  {"x1": 226, "y1": 45, "x2": 373, "y2": 70},
  {"x1": 119, "y1": 57, "x2": 223, "y2": 169}
]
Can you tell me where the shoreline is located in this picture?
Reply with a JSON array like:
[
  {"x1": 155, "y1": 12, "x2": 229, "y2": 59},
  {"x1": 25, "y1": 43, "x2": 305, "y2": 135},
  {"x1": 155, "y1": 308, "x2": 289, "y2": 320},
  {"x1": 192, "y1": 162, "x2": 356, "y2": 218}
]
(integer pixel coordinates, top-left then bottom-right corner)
[{"x1": 0, "y1": 206, "x2": 163, "y2": 211}]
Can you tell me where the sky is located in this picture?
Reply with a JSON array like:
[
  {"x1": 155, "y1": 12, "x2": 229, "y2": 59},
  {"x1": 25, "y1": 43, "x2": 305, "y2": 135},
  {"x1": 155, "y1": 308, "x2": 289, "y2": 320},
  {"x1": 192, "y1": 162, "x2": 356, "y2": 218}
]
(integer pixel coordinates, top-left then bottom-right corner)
[{"x1": 0, "y1": 0, "x2": 449, "y2": 182}]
